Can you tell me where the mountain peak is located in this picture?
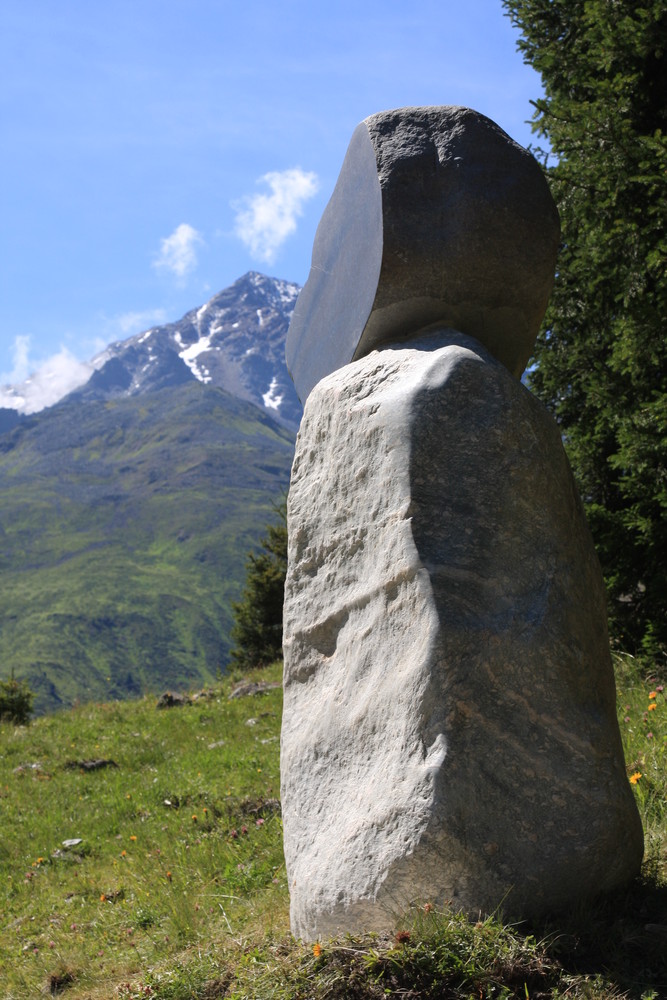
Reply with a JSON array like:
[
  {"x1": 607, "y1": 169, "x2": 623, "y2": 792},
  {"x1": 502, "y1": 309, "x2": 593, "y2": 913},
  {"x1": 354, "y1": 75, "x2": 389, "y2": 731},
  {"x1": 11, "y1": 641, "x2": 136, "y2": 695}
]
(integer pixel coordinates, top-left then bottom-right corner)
[
  {"x1": 0, "y1": 273, "x2": 302, "y2": 431},
  {"x1": 69, "y1": 273, "x2": 303, "y2": 430}
]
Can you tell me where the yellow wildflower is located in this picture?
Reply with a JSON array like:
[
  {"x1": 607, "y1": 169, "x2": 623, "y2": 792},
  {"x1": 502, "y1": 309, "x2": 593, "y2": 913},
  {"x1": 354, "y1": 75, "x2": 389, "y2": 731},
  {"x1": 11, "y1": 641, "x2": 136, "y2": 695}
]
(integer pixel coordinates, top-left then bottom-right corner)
[
  {"x1": 629, "y1": 772, "x2": 642, "y2": 784},
  {"x1": 312, "y1": 942, "x2": 322, "y2": 957}
]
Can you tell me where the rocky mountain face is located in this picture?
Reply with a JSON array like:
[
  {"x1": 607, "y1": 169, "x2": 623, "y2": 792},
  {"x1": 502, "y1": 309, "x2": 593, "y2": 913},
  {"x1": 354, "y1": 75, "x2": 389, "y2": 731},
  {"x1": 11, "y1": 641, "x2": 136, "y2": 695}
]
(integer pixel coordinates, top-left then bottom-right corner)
[
  {"x1": 0, "y1": 272, "x2": 301, "y2": 714},
  {"x1": 69, "y1": 271, "x2": 303, "y2": 431}
]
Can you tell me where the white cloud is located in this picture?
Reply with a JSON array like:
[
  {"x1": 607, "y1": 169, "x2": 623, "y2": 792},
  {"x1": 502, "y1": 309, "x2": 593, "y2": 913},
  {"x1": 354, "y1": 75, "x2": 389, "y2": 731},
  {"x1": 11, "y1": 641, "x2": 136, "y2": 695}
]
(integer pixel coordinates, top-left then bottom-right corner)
[
  {"x1": 0, "y1": 338, "x2": 93, "y2": 414},
  {"x1": 233, "y1": 168, "x2": 319, "y2": 264},
  {"x1": 153, "y1": 223, "x2": 203, "y2": 280}
]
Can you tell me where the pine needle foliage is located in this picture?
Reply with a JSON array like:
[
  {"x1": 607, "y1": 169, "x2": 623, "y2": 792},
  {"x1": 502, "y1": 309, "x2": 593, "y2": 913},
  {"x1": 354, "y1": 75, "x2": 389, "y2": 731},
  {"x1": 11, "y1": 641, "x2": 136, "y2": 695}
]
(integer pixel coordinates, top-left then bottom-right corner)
[
  {"x1": 502, "y1": 0, "x2": 667, "y2": 657},
  {"x1": 0, "y1": 671, "x2": 34, "y2": 725},
  {"x1": 229, "y1": 499, "x2": 287, "y2": 670}
]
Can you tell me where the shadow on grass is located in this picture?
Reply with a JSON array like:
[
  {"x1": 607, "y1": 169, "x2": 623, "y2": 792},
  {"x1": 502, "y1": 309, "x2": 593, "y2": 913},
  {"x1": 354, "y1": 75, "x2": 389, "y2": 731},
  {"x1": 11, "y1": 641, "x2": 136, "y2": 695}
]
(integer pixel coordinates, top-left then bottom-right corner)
[{"x1": 529, "y1": 865, "x2": 667, "y2": 998}]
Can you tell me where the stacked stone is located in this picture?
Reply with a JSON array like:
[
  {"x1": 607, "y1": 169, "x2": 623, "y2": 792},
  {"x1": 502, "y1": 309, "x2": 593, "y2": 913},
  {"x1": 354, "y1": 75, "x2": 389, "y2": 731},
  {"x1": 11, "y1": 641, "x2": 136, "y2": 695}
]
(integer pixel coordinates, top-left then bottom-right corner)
[{"x1": 281, "y1": 106, "x2": 643, "y2": 941}]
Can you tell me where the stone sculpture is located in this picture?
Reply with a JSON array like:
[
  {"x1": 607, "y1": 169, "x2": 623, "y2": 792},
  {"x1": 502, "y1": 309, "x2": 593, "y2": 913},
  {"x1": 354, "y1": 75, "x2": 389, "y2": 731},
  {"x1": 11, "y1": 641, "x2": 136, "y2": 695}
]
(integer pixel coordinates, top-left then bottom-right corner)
[
  {"x1": 281, "y1": 106, "x2": 643, "y2": 941},
  {"x1": 286, "y1": 105, "x2": 560, "y2": 401}
]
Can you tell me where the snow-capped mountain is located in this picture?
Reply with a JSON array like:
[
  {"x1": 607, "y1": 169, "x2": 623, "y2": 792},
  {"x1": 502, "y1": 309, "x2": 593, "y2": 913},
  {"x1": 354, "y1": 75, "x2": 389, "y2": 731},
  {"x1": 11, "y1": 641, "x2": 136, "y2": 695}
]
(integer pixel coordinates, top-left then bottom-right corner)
[
  {"x1": 0, "y1": 271, "x2": 303, "y2": 713},
  {"x1": 73, "y1": 271, "x2": 303, "y2": 431},
  {"x1": 0, "y1": 272, "x2": 303, "y2": 432}
]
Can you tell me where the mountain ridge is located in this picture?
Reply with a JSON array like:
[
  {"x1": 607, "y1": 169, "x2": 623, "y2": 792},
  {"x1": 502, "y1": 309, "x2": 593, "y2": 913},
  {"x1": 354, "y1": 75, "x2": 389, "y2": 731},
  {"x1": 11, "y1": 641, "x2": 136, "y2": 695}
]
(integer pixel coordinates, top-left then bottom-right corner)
[{"x1": 1, "y1": 271, "x2": 303, "y2": 430}]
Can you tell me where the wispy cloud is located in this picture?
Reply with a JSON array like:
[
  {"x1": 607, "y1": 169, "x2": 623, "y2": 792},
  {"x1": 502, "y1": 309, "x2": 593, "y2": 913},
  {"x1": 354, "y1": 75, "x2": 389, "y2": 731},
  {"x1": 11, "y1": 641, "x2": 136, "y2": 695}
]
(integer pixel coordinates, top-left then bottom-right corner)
[
  {"x1": 153, "y1": 223, "x2": 203, "y2": 281},
  {"x1": 233, "y1": 168, "x2": 319, "y2": 264},
  {"x1": 81, "y1": 308, "x2": 170, "y2": 360},
  {"x1": 0, "y1": 334, "x2": 31, "y2": 385},
  {"x1": 0, "y1": 337, "x2": 93, "y2": 414},
  {"x1": 113, "y1": 308, "x2": 168, "y2": 339}
]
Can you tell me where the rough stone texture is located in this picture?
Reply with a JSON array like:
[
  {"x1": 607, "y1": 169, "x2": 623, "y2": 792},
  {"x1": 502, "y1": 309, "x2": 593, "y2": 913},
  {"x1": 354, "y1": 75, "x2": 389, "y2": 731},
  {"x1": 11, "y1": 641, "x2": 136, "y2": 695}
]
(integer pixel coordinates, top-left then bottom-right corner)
[
  {"x1": 286, "y1": 107, "x2": 560, "y2": 402},
  {"x1": 281, "y1": 331, "x2": 643, "y2": 941}
]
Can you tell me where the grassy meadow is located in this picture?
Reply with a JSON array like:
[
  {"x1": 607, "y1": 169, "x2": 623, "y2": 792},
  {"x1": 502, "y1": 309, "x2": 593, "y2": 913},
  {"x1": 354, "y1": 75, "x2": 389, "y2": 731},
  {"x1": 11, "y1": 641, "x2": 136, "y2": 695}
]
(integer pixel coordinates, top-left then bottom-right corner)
[{"x1": 0, "y1": 655, "x2": 665, "y2": 999}]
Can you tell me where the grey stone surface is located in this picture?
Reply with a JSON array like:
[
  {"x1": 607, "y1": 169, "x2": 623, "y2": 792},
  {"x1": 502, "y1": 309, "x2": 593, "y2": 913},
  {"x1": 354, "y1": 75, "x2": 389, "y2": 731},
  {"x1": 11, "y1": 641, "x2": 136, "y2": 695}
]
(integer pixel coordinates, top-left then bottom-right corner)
[
  {"x1": 286, "y1": 107, "x2": 560, "y2": 402},
  {"x1": 281, "y1": 332, "x2": 643, "y2": 940}
]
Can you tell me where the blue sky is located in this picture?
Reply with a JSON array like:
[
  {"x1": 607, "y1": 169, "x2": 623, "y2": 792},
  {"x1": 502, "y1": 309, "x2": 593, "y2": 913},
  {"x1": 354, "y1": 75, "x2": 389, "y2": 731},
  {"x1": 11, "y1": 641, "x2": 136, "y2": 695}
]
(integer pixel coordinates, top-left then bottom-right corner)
[{"x1": 1, "y1": 0, "x2": 542, "y2": 409}]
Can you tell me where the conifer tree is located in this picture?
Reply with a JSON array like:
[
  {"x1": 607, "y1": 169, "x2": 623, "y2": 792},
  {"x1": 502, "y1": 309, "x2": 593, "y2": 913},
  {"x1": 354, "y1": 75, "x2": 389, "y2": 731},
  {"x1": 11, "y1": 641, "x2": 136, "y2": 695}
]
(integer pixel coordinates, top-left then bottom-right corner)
[
  {"x1": 229, "y1": 500, "x2": 287, "y2": 670},
  {"x1": 0, "y1": 671, "x2": 34, "y2": 725},
  {"x1": 503, "y1": 0, "x2": 667, "y2": 655}
]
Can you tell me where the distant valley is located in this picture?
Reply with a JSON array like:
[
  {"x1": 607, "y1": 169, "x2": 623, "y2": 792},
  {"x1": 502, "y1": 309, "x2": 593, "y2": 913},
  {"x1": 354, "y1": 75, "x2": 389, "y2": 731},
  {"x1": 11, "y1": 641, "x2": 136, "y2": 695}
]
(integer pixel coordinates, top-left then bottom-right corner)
[{"x1": 0, "y1": 273, "x2": 301, "y2": 714}]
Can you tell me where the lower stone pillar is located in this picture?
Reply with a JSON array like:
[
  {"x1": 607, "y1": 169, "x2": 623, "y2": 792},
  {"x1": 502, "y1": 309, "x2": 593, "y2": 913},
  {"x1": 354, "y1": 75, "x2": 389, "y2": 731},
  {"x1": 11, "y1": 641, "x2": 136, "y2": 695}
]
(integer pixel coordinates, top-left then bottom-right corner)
[{"x1": 280, "y1": 330, "x2": 643, "y2": 941}]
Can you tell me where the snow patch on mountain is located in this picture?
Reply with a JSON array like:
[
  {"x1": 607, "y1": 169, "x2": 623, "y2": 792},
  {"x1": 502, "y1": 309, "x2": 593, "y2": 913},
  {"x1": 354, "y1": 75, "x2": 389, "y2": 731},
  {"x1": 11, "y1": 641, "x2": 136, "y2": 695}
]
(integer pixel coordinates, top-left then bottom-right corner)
[{"x1": 179, "y1": 334, "x2": 214, "y2": 383}]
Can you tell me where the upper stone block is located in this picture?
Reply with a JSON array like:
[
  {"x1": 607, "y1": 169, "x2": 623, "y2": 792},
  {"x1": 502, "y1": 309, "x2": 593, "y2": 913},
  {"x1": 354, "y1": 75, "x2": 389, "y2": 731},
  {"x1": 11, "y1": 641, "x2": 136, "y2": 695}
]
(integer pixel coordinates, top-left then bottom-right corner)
[{"x1": 286, "y1": 106, "x2": 560, "y2": 401}]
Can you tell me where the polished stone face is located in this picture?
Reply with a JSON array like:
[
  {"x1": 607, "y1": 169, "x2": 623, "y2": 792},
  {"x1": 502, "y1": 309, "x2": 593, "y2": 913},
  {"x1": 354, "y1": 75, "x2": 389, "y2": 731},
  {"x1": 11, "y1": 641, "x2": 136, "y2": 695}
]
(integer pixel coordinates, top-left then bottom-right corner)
[
  {"x1": 285, "y1": 122, "x2": 383, "y2": 403},
  {"x1": 286, "y1": 106, "x2": 560, "y2": 402}
]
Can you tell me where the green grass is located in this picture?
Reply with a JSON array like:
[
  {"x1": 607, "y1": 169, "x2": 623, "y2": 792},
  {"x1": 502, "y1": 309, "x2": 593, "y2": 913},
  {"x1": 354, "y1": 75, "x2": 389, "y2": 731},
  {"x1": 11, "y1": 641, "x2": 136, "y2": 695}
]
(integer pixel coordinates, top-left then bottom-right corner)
[
  {"x1": 0, "y1": 663, "x2": 286, "y2": 998},
  {"x1": 615, "y1": 653, "x2": 667, "y2": 855},
  {"x1": 0, "y1": 654, "x2": 665, "y2": 1000}
]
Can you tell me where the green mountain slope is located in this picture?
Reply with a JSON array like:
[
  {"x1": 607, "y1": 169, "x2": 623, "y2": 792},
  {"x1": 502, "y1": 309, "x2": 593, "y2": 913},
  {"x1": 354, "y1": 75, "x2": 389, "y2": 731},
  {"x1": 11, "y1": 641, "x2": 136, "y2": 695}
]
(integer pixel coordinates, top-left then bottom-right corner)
[{"x1": 0, "y1": 383, "x2": 294, "y2": 714}]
